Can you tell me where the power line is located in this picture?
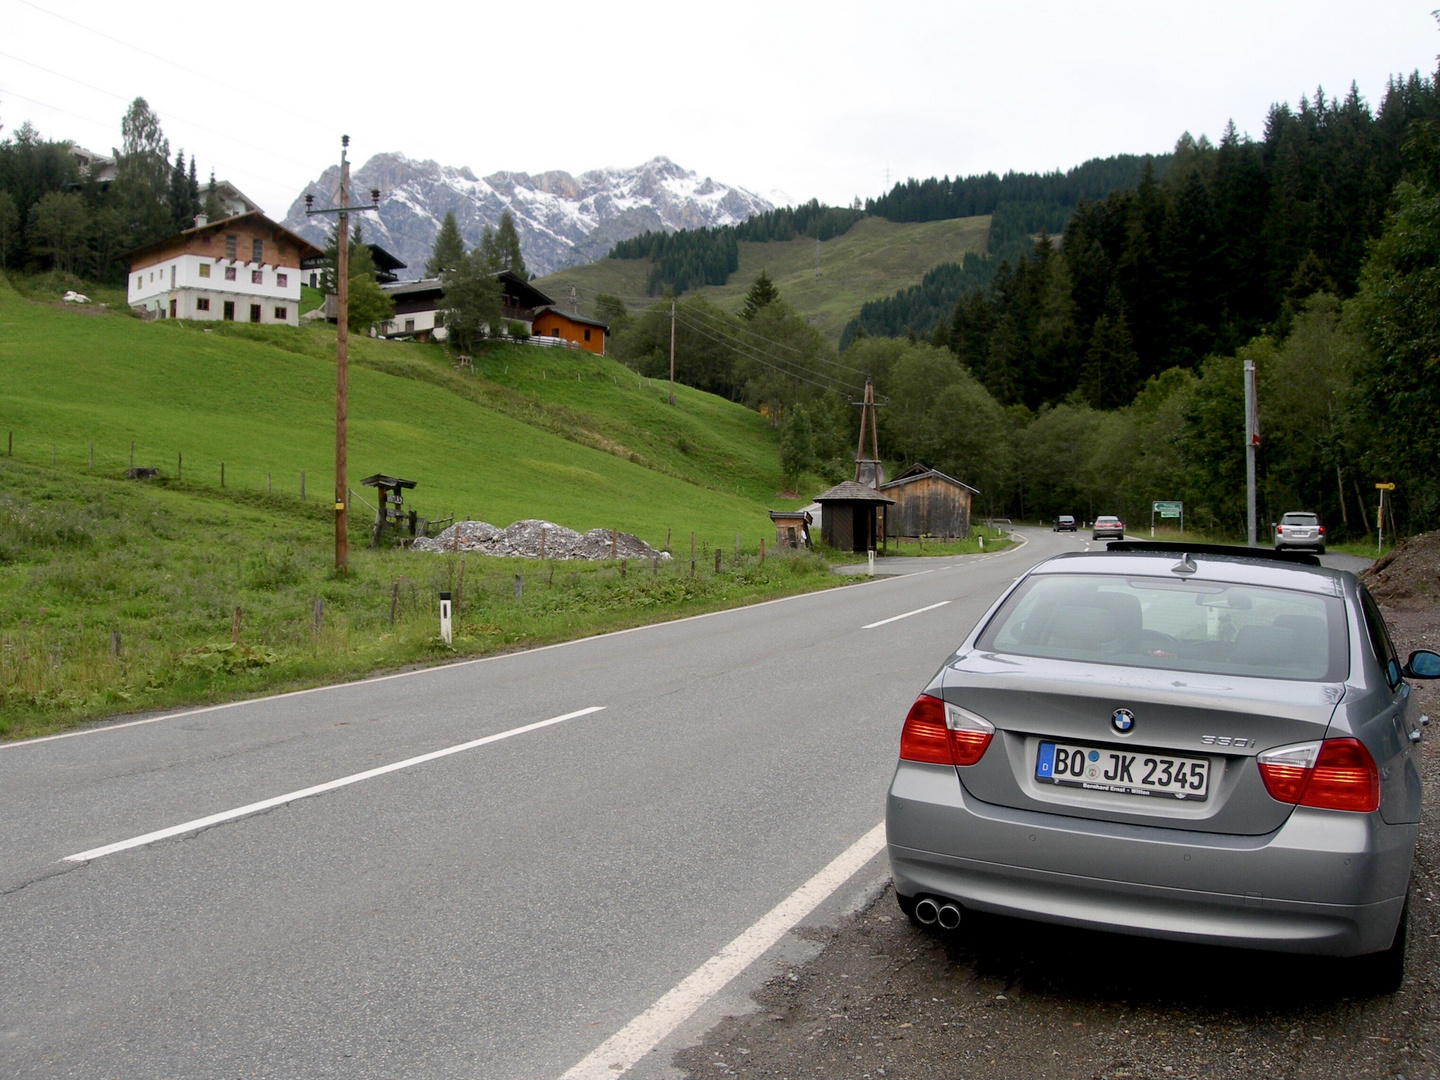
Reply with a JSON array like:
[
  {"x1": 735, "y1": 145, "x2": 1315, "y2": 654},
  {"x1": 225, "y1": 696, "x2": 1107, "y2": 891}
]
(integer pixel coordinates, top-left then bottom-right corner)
[
  {"x1": 9, "y1": 0, "x2": 333, "y2": 135},
  {"x1": 671, "y1": 309, "x2": 861, "y2": 398},
  {"x1": 0, "y1": 50, "x2": 321, "y2": 172}
]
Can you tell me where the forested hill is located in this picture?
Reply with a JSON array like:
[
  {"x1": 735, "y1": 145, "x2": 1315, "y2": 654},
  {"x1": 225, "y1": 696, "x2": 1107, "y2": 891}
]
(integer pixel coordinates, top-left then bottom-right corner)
[
  {"x1": 604, "y1": 155, "x2": 1162, "y2": 298},
  {"x1": 849, "y1": 76, "x2": 1439, "y2": 363}
]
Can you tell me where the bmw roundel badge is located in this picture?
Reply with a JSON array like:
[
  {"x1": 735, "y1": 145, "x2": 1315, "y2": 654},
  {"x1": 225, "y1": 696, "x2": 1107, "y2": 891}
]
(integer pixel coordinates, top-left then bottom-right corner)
[{"x1": 1112, "y1": 708, "x2": 1136, "y2": 734}]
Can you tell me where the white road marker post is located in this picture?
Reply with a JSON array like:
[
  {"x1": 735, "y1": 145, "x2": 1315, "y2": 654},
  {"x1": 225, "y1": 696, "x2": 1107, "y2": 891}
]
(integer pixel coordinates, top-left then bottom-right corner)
[
  {"x1": 439, "y1": 591, "x2": 452, "y2": 645},
  {"x1": 867, "y1": 549, "x2": 875, "y2": 577}
]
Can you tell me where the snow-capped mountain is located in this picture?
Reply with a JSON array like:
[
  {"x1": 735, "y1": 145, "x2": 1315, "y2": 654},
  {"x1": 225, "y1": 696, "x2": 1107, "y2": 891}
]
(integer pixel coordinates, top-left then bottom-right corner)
[{"x1": 281, "y1": 154, "x2": 774, "y2": 279}]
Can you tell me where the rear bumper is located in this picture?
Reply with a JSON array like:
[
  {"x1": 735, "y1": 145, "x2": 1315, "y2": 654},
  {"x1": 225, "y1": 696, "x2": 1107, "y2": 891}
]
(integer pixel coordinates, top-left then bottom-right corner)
[{"x1": 887, "y1": 761, "x2": 1413, "y2": 956}]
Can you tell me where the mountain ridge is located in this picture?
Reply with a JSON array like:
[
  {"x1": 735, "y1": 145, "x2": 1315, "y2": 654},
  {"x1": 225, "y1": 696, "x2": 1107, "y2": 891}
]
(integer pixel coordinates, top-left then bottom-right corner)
[{"x1": 281, "y1": 154, "x2": 774, "y2": 279}]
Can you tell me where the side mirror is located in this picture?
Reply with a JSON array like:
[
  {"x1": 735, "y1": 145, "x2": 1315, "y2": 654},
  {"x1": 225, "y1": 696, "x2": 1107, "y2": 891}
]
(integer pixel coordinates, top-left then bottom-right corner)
[{"x1": 1403, "y1": 650, "x2": 1440, "y2": 680}]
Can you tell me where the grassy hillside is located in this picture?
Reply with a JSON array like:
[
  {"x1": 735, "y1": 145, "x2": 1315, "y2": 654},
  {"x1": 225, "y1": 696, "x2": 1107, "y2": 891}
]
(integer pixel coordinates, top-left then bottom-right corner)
[
  {"x1": 0, "y1": 276, "x2": 804, "y2": 548},
  {"x1": 536, "y1": 215, "x2": 990, "y2": 343}
]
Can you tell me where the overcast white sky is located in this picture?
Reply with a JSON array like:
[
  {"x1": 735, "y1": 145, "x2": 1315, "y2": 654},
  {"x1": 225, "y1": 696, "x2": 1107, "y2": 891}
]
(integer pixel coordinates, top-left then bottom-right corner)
[{"x1": 2, "y1": 0, "x2": 1437, "y2": 217}]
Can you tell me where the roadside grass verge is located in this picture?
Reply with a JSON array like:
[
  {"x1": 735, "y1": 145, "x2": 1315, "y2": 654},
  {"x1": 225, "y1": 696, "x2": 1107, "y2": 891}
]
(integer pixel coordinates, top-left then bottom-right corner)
[
  {"x1": 882, "y1": 528, "x2": 1015, "y2": 557},
  {"x1": 0, "y1": 458, "x2": 845, "y2": 742}
]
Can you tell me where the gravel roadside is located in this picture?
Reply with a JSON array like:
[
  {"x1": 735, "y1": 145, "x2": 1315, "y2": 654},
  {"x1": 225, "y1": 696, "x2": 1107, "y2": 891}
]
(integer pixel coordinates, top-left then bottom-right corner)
[{"x1": 676, "y1": 595, "x2": 1440, "y2": 1080}]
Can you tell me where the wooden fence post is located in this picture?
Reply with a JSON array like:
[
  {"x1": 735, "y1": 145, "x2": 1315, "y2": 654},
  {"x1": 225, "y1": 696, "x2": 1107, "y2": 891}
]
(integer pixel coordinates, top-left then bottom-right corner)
[
  {"x1": 300, "y1": 471, "x2": 306, "y2": 500},
  {"x1": 177, "y1": 451, "x2": 182, "y2": 480},
  {"x1": 129, "y1": 441, "x2": 134, "y2": 469},
  {"x1": 109, "y1": 630, "x2": 121, "y2": 657},
  {"x1": 759, "y1": 537, "x2": 765, "y2": 565},
  {"x1": 514, "y1": 574, "x2": 523, "y2": 601},
  {"x1": 313, "y1": 598, "x2": 323, "y2": 637},
  {"x1": 690, "y1": 531, "x2": 696, "y2": 578},
  {"x1": 89, "y1": 443, "x2": 93, "y2": 468},
  {"x1": 266, "y1": 472, "x2": 272, "y2": 495},
  {"x1": 714, "y1": 548, "x2": 721, "y2": 573},
  {"x1": 220, "y1": 462, "x2": 225, "y2": 487}
]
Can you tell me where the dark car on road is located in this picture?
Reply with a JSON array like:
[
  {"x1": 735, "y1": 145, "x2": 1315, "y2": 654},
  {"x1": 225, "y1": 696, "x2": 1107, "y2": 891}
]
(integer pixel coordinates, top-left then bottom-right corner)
[
  {"x1": 1276, "y1": 511, "x2": 1326, "y2": 554},
  {"x1": 886, "y1": 542, "x2": 1440, "y2": 992},
  {"x1": 1053, "y1": 515, "x2": 1077, "y2": 532}
]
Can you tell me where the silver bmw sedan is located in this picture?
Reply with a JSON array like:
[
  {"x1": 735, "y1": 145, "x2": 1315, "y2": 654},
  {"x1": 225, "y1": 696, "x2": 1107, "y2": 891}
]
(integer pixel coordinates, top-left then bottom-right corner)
[{"x1": 886, "y1": 542, "x2": 1440, "y2": 993}]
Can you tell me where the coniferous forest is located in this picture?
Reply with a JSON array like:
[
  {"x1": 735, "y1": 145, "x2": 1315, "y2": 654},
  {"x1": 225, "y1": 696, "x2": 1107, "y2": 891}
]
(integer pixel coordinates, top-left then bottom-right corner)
[{"x1": 603, "y1": 69, "x2": 1440, "y2": 540}]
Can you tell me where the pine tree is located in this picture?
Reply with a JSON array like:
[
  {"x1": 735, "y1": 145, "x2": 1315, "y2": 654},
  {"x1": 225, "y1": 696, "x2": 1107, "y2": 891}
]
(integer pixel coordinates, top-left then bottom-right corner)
[
  {"x1": 494, "y1": 210, "x2": 526, "y2": 276},
  {"x1": 741, "y1": 269, "x2": 779, "y2": 319},
  {"x1": 186, "y1": 155, "x2": 200, "y2": 220},
  {"x1": 203, "y1": 170, "x2": 225, "y2": 221},
  {"x1": 425, "y1": 211, "x2": 466, "y2": 277}
]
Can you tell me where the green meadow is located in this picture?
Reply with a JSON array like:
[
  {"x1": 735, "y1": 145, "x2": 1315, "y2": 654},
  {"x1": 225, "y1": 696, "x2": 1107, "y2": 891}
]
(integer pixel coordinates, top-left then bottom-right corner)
[{"x1": 0, "y1": 274, "x2": 837, "y2": 738}]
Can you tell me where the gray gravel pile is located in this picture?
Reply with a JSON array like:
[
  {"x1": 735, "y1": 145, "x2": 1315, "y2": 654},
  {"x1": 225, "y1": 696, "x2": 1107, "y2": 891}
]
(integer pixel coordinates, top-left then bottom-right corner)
[{"x1": 411, "y1": 518, "x2": 669, "y2": 561}]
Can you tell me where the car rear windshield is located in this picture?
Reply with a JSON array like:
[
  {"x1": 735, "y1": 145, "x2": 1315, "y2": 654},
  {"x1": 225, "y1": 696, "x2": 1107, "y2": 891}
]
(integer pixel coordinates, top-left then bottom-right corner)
[
  {"x1": 1096, "y1": 517, "x2": 1120, "y2": 523},
  {"x1": 1282, "y1": 513, "x2": 1318, "y2": 525},
  {"x1": 977, "y1": 573, "x2": 1347, "y2": 681}
]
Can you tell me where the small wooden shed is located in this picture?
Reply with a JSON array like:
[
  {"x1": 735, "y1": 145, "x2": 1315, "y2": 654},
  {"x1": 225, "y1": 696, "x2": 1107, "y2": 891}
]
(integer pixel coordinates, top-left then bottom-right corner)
[
  {"x1": 814, "y1": 481, "x2": 894, "y2": 553},
  {"x1": 768, "y1": 509, "x2": 812, "y2": 550},
  {"x1": 881, "y1": 464, "x2": 978, "y2": 539}
]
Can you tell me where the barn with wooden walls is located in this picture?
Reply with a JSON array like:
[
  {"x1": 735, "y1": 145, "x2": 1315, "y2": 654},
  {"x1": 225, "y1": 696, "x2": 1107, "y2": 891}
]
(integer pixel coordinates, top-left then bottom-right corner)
[{"x1": 880, "y1": 464, "x2": 978, "y2": 539}]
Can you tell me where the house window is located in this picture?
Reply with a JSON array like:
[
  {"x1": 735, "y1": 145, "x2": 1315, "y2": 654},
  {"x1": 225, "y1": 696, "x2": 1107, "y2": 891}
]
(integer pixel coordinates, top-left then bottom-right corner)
[
  {"x1": 251, "y1": 239, "x2": 263, "y2": 263},
  {"x1": 225, "y1": 267, "x2": 237, "y2": 281},
  {"x1": 196, "y1": 298, "x2": 210, "y2": 311},
  {"x1": 135, "y1": 276, "x2": 142, "y2": 289},
  {"x1": 226, "y1": 235, "x2": 237, "y2": 259},
  {"x1": 584, "y1": 329, "x2": 591, "y2": 341},
  {"x1": 250, "y1": 304, "x2": 262, "y2": 323},
  {"x1": 252, "y1": 270, "x2": 263, "y2": 284},
  {"x1": 198, "y1": 263, "x2": 211, "y2": 278},
  {"x1": 276, "y1": 273, "x2": 287, "y2": 288},
  {"x1": 274, "y1": 306, "x2": 287, "y2": 320},
  {"x1": 405, "y1": 319, "x2": 415, "y2": 332}
]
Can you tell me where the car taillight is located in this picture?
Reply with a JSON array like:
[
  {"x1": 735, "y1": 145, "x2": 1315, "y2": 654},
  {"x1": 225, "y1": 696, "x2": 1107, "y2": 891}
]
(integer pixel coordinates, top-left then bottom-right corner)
[
  {"x1": 1257, "y1": 738, "x2": 1379, "y2": 812},
  {"x1": 1317, "y1": 525, "x2": 1325, "y2": 535},
  {"x1": 899, "y1": 694, "x2": 994, "y2": 767},
  {"x1": 1277, "y1": 525, "x2": 1284, "y2": 534}
]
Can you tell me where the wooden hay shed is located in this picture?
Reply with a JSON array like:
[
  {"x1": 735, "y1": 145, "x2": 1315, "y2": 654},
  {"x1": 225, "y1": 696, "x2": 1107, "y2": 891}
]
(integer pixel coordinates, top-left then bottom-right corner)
[
  {"x1": 881, "y1": 464, "x2": 978, "y2": 539},
  {"x1": 768, "y1": 509, "x2": 813, "y2": 550},
  {"x1": 814, "y1": 481, "x2": 894, "y2": 553}
]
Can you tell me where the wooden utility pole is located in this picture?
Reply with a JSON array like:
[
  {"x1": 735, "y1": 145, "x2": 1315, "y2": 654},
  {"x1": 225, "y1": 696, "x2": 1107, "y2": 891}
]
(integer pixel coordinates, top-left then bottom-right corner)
[
  {"x1": 305, "y1": 136, "x2": 380, "y2": 573},
  {"x1": 668, "y1": 298, "x2": 676, "y2": 406},
  {"x1": 853, "y1": 376, "x2": 883, "y2": 488}
]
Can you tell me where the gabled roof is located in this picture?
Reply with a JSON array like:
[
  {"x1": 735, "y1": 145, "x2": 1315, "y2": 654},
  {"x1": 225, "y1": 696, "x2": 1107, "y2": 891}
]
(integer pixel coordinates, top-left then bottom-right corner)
[
  {"x1": 121, "y1": 210, "x2": 324, "y2": 264},
  {"x1": 814, "y1": 480, "x2": 895, "y2": 504},
  {"x1": 881, "y1": 463, "x2": 980, "y2": 495},
  {"x1": 383, "y1": 278, "x2": 445, "y2": 298},
  {"x1": 498, "y1": 269, "x2": 553, "y2": 308},
  {"x1": 533, "y1": 305, "x2": 609, "y2": 331}
]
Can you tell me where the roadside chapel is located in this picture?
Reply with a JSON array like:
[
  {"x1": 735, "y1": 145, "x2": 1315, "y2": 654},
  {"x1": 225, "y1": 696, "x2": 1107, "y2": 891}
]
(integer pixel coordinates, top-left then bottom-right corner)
[{"x1": 124, "y1": 211, "x2": 323, "y2": 325}]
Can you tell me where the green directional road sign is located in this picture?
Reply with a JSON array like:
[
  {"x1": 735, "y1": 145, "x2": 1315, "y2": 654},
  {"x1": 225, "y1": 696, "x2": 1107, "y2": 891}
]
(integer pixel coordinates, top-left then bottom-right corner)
[{"x1": 1153, "y1": 500, "x2": 1182, "y2": 518}]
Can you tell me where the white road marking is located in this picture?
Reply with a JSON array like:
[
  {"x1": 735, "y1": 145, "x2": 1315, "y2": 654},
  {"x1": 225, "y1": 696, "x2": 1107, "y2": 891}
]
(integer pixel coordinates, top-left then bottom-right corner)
[
  {"x1": 560, "y1": 821, "x2": 887, "y2": 1080},
  {"x1": 62, "y1": 706, "x2": 605, "y2": 862},
  {"x1": 862, "y1": 600, "x2": 950, "y2": 629}
]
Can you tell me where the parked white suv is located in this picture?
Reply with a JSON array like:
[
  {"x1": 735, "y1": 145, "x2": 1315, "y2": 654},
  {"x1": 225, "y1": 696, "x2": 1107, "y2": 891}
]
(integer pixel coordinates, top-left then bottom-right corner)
[{"x1": 1275, "y1": 512, "x2": 1325, "y2": 554}]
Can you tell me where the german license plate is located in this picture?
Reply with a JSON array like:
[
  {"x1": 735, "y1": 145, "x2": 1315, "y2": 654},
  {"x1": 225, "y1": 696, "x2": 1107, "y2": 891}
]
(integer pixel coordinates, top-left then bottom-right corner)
[{"x1": 1036, "y1": 741, "x2": 1209, "y2": 800}]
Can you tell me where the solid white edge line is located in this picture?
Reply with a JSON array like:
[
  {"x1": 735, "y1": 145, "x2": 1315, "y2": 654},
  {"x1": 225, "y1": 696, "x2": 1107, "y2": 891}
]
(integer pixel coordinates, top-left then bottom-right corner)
[
  {"x1": 62, "y1": 706, "x2": 605, "y2": 862},
  {"x1": 560, "y1": 821, "x2": 887, "y2": 1080},
  {"x1": 861, "y1": 600, "x2": 951, "y2": 630}
]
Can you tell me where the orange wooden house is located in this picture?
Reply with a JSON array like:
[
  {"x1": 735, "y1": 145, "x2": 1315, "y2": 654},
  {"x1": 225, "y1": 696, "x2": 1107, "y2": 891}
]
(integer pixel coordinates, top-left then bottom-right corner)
[{"x1": 531, "y1": 306, "x2": 609, "y2": 355}]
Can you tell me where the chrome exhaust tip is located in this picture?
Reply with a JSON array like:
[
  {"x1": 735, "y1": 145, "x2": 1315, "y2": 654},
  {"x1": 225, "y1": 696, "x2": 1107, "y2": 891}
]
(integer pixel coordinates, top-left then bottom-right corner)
[
  {"x1": 914, "y1": 897, "x2": 940, "y2": 925},
  {"x1": 937, "y1": 903, "x2": 963, "y2": 930}
]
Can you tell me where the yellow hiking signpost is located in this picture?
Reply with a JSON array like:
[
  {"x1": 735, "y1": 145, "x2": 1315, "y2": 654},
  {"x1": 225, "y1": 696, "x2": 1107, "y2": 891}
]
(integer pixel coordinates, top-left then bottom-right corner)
[{"x1": 1376, "y1": 482, "x2": 1395, "y2": 553}]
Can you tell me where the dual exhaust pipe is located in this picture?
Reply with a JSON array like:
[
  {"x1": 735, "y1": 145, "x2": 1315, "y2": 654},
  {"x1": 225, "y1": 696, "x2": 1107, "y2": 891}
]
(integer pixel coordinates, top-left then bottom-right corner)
[{"x1": 913, "y1": 896, "x2": 962, "y2": 929}]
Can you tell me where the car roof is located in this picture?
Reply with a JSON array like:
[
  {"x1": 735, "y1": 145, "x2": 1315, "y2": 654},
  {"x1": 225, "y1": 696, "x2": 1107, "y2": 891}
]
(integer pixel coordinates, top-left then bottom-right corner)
[{"x1": 1031, "y1": 548, "x2": 1347, "y2": 596}]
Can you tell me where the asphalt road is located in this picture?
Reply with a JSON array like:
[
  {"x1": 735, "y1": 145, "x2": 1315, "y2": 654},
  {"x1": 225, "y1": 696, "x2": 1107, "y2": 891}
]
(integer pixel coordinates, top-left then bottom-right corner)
[{"x1": 0, "y1": 526, "x2": 1090, "y2": 1080}]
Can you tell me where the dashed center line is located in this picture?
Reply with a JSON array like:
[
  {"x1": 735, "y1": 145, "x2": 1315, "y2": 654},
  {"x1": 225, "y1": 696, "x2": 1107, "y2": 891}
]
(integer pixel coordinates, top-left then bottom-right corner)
[
  {"x1": 862, "y1": 600, "x2": 951, "y2": 629},
  {"x1": 63, "y1": 706, "x2": 606, "y2": 863}
]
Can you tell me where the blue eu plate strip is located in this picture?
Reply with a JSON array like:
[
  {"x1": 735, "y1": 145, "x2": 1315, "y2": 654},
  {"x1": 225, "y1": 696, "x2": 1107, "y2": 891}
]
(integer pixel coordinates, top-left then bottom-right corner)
[{"x1": 1036, "y1": 741, "x2": 1055, "y2": 778}]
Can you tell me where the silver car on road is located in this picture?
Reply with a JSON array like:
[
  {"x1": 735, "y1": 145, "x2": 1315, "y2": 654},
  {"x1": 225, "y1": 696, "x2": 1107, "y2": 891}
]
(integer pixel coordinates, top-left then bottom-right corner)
[{"x1": 887, "y1": 542, "x2": 1440, "y2": 991}]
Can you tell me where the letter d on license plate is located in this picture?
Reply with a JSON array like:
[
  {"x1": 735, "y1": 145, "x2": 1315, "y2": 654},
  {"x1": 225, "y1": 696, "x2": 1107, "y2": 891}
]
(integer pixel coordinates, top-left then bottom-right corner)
[{"x1": 1037, "y1": 741, "x2": 1209, "y2": 800}]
